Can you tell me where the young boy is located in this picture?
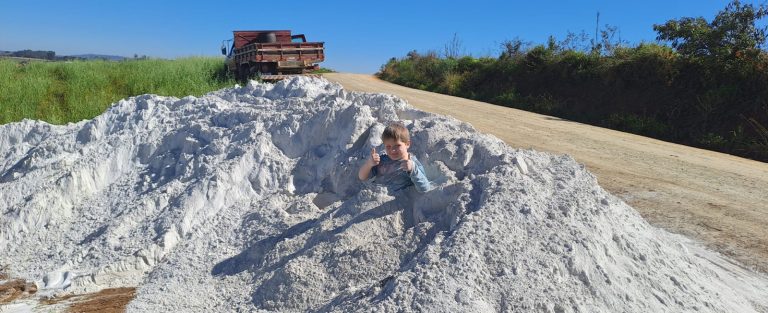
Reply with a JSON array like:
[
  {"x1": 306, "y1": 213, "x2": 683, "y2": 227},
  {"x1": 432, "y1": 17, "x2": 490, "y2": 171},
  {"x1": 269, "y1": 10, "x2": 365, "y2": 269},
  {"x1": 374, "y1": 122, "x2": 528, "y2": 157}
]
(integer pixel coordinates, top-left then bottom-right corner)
[{"x1": 358, "y1": 123, "x2": 431, "y2": 193}]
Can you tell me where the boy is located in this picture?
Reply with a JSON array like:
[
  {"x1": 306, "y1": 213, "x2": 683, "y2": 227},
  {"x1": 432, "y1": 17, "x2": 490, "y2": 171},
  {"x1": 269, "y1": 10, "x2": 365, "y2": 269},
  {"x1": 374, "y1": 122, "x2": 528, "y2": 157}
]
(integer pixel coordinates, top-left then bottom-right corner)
[{"x1": 358, "y1": 123, "x2": 431, "y2": 193}]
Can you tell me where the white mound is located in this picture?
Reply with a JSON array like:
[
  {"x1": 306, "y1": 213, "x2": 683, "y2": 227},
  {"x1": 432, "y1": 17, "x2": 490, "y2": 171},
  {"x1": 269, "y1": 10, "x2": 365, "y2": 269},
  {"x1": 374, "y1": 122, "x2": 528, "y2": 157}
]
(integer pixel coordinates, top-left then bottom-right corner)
[{"x1": 1, "y1": 77, "x2": 766, "y2": 312}]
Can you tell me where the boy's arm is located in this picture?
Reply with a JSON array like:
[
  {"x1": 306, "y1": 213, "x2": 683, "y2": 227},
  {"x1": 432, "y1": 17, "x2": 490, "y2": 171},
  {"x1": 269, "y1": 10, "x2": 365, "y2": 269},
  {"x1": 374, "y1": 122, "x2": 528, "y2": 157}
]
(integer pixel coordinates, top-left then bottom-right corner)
[
  {"x1": 358, "y1": 163, "x2": 374, "y2": 181},
  {"x1": 358, "y1": 148, "x2": 380, "y2": 181},
  {"x1": 408, "y1": 157, "x2": 432, "y2": 193}
]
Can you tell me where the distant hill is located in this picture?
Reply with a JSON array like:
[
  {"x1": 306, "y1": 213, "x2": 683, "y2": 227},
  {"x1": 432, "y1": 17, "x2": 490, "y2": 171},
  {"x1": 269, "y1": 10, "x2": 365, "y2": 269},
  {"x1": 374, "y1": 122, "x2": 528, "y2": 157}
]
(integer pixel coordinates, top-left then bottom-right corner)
[
  {"x1": 3, "y1": 50, "x2": 56, "y2": 60},
  {"x1": 0, "y1": 50, "x2": 128, "y2": 61},
  {"x1": 67, "y1": 54, "x2": 126, "y2": 61}
]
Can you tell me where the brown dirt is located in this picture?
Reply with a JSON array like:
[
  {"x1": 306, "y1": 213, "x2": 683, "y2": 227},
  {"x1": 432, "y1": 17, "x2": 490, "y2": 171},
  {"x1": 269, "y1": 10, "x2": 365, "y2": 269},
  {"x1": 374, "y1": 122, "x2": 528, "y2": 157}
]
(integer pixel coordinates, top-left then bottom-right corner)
[
  {"x1": 0, "y1": 278, "x2": 38, "y2": 304},
  {"x1": 43, "y1": 287, "x2": 136, "y2": 313},
  {"x1": 323, "y1": 73, "x2": 768, "y2": 273}
]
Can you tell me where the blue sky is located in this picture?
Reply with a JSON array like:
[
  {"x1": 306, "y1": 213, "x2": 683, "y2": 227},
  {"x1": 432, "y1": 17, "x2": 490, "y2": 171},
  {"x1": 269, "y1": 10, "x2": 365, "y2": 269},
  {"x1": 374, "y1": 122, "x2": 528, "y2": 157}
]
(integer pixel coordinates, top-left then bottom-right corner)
[{"x1": 1, "y1": 1, "x2": 763, "y2": 73}]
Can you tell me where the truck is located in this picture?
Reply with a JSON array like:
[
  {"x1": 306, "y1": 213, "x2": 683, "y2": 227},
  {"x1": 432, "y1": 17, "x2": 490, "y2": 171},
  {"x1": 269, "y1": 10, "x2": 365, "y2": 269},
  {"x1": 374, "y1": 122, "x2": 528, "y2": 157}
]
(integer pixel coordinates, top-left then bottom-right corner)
[{"x1": 221, "y1": 30, "x2": 325, "y2": 81}]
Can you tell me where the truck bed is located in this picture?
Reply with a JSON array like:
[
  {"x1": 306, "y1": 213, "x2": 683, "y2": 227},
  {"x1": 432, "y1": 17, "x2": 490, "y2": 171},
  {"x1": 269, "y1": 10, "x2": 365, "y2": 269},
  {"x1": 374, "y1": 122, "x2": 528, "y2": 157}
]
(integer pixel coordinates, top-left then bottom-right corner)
[{"x1": 234, "y1": 42, "x2": 324, "y2": 63}]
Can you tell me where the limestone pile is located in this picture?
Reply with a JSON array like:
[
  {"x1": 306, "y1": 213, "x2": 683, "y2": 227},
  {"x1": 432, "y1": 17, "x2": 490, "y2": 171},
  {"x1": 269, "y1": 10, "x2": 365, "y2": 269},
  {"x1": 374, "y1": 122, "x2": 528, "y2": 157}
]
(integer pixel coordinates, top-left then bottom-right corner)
[{"x1": 1, "y1": 77, "x2": 766, "y2": 312}]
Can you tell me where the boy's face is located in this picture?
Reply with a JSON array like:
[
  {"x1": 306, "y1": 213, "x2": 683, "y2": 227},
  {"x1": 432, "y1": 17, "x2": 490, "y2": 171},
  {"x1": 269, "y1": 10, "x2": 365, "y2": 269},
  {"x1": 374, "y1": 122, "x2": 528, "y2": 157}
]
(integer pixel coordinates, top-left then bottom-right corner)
[{"x1": 382, "y1": 138, "x2": 410, "y2": 160}]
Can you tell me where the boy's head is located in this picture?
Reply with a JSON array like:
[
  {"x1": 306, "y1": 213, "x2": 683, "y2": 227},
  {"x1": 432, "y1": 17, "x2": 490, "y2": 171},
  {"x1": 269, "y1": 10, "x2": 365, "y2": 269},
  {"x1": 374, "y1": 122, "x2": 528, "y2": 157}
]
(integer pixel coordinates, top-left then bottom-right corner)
[{"x1": 381, "y1": 122, "x2": 410, "y2": 160}]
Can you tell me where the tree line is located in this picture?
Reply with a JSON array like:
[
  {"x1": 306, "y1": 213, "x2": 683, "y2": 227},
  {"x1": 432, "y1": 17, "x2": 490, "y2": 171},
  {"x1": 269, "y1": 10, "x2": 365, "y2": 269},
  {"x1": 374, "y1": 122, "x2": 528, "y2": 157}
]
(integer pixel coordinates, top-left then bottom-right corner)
[{"x1": 378, "y1": 1, "x2": 768, "y2": 162}]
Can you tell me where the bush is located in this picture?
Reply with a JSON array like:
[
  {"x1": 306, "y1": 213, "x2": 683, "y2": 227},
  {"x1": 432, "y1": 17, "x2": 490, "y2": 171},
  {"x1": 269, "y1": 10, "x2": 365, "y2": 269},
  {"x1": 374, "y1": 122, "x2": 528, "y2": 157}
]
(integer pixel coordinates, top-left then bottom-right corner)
[{"x1": 375, "y1": 38, "x2": 768, "y2": 162}]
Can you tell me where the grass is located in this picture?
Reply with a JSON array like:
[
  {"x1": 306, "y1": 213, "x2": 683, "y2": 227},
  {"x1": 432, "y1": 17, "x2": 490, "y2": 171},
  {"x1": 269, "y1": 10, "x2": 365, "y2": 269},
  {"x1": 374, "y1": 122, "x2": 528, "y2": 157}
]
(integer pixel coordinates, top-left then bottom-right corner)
[
  {"x1": 309, "y1": 67, "x2": 336, "y2": 74},
  {"x1": 0, "y1": 57, "x2": 237, "y2": 125}
]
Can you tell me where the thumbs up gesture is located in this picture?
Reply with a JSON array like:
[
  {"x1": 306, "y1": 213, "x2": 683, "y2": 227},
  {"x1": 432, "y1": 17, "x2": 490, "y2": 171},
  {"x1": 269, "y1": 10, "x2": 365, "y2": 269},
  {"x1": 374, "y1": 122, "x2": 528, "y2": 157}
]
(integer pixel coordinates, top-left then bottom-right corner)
[
  {"x1": 368, "y1": 147, "x2": 380, "y2": 167},
  {"x1": 400, "y1": 152, "x2": 413, "y2": 173}
]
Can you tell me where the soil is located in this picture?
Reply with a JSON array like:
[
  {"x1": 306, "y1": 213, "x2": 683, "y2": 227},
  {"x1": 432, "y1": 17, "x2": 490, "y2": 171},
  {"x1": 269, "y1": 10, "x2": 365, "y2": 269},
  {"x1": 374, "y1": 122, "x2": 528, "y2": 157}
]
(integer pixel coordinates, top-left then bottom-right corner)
[
  {"x1": 43, "y1": 287, "x2": 136, "y2": 313},
  {"x1": 0, "y1": 278, "x2": 37, "y2": 305},
  {"x1": 323, "y1": 73, "x2": 768, "y2": 273}
]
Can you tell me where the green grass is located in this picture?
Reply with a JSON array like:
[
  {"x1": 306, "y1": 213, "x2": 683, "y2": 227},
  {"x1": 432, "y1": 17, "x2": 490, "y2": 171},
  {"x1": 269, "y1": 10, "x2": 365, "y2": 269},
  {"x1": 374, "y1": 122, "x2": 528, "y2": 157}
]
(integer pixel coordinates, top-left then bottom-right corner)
[
  {"x1": 310, "y1": 67, "x2": 336, "y2": 74},
  {"x1": 0, "y1": 57, "x2": 236, "y2": 125}
]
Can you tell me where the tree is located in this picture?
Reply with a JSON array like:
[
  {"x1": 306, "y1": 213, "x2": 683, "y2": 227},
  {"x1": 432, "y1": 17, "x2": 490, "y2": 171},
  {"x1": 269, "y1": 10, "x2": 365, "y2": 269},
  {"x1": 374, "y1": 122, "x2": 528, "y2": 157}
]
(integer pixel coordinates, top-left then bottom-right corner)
[
  {"x1": 499, "y1": 37, "x2": 529, "y2": 60},
  {"x1": 653, "y1": 0, "x2": 768, "y2": 60},
  {"x1": 443, "y1": 33, "x2": 464, "y2": 59}
]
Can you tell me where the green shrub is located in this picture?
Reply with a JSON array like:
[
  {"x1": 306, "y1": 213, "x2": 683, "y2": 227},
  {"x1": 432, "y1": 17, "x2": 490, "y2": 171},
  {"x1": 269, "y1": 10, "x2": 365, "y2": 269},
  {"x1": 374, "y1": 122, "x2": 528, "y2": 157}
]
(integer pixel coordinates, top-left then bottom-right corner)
[
  {"x1": 605, "y1": 113, "x2": 671, "y2": 138},
  {"x1": 376, "y1": 0, "x2": 768, "y2": 161},
  {"x1": 376, "y1": 38, "x2": 768, "y2": 162}
]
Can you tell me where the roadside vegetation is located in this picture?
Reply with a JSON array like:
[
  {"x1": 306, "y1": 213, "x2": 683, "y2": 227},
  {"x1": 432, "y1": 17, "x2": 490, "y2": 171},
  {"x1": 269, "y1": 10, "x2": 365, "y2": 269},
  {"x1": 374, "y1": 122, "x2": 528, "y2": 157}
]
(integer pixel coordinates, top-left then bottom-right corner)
[
  {"x1": 378, "y1": 1, "x2": 768, "y2": 162},
  {"x1": 309, "y1": 67, "x2": 336, "y2": 74},
  {"x1": 0, "y1": 57, "x2": 236, "y2": 125}
]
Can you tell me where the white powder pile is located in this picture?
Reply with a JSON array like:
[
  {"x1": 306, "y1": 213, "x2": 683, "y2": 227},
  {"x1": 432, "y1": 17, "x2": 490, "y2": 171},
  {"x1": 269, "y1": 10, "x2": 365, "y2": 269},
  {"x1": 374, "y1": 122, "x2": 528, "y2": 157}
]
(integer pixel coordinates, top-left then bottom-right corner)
[{"x1": 1, "y1": 77, "x2": 766, "y2": 312}]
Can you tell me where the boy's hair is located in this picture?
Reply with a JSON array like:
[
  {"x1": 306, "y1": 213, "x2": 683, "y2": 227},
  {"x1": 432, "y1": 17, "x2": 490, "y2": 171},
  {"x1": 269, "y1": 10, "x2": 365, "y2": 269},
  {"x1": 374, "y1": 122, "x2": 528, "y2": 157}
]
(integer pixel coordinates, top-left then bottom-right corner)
[{"x1": 381, "y1": 122, "x2": 410, "y2": 143}]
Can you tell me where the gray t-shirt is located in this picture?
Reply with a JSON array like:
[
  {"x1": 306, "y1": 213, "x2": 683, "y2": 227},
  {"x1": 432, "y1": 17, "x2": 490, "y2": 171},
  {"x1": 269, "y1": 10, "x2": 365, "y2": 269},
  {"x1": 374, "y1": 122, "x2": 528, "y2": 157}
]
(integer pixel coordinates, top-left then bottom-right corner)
[{"x1": 369, "y1": 154, "x2": 431, "y2": 193}]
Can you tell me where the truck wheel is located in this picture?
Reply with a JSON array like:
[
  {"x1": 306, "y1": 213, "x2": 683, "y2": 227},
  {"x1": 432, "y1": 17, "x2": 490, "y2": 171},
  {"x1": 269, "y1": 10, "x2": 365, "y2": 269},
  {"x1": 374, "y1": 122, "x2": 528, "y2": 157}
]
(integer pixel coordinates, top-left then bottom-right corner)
[
  {"x1": 248, "y1": 65, "x2": 262, "y2": 79},
  {"x1": 239, "y1": 64, "x2": 250, "y2": 82},
  {"x1": 258, "y1": 64, "x2": 268, "y2": 75}
]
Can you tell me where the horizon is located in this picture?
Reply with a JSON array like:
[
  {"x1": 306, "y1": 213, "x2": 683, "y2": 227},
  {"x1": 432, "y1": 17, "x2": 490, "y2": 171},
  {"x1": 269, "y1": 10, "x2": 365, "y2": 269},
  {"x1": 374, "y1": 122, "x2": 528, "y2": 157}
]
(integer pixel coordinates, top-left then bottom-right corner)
[{"x1": 1, "y1": 0, "x2": 764, "y2": 74}]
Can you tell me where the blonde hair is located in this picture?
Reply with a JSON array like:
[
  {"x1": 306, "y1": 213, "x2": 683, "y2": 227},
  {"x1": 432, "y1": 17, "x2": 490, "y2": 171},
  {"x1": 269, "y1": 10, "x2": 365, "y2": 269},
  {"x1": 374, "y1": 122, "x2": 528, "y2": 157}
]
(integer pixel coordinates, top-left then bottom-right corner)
[{"x1": 381, "y1": 122, "x2": 410, "y2": 143}]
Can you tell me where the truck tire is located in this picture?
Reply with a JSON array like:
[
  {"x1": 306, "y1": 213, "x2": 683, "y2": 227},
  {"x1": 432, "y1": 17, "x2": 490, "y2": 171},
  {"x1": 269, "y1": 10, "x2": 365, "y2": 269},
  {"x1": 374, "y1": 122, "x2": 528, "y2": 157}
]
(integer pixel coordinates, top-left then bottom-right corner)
[
  {"x1": 259, "y1": 63, "x2": 275, "y2": 75},
  {"x1": 250, "y1": 65, "x2": 262, "y2": 78},
  {"x1": 238, "y1": 64, "x2": 250, "y2": 82}
]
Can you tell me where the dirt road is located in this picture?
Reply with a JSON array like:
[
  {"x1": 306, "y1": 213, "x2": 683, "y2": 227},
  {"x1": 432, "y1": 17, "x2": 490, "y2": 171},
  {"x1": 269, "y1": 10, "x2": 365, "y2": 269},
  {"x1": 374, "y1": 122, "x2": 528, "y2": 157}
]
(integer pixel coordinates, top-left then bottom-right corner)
[{"x1": 324, "y1": 73, "x2": 768, "y2": 273}]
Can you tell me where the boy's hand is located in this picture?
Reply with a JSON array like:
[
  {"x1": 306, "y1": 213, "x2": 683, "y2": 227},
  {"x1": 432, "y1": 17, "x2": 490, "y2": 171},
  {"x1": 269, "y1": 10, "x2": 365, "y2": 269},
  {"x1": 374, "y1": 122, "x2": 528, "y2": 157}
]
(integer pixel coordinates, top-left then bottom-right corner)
[
  {"x1": 368, "y1": 148, "x2": 380, "y2": 167},
  {"x1": 400, "y1": 153, "x2": 413, "y2": 173}
]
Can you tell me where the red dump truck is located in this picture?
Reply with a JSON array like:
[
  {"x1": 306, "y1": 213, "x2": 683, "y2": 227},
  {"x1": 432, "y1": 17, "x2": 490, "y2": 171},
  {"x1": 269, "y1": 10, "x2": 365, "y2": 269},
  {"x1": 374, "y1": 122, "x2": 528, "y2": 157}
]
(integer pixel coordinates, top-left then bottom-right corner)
[{"x1": 221, "y1": 30, "x2": 325, "y2": 80}]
